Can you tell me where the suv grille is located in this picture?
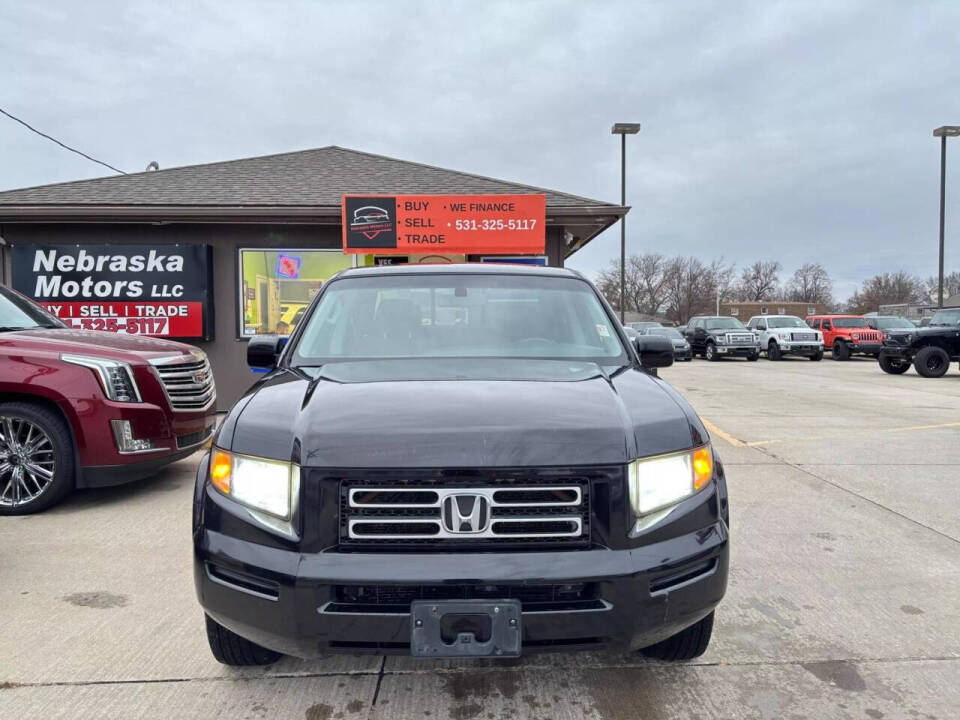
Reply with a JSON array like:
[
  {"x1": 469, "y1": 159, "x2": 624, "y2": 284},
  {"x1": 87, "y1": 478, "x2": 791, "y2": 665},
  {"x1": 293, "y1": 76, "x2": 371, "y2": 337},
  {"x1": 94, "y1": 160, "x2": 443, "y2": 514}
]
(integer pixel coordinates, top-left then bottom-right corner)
[
  {"x1": 153, "y1": 357, "x2": 216, "y2": 412},
  {"x1": 340, "y1": 476, "x2": 590, "y2": 548},
  {"x1": 330, "y1": 583, "x2": 601, "y2": 613}
]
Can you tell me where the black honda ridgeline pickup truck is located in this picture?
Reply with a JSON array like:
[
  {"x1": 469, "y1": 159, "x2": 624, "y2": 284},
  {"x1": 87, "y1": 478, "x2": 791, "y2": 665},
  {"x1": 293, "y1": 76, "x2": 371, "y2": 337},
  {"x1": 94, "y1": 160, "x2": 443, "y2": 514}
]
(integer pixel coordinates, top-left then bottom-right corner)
[{"x1": 193, "y1": 265, "x2": 729, "y2": 664}]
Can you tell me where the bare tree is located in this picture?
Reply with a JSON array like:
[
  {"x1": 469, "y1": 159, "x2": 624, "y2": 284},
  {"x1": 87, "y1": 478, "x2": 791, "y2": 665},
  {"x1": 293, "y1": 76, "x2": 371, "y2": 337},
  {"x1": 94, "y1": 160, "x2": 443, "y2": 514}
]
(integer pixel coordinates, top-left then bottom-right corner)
[
  {"x1": 596, "y1": 253, "x2": 670, "y2": 316},
  {"x1": 846, "y1": 271, "x2": 927, "y2": 314},
  {"x1": 736, "y1": 261, "x2": 781, "y2": 301},
  {"x1": 786, "y1": 263, "x2": 833, "y2": 304},
  {"x1": 629, "y1": 253, "x2": 671, "y2": 316},
  {"x1": 662, "y1": 256, "x2": 733, "y2": 324}
]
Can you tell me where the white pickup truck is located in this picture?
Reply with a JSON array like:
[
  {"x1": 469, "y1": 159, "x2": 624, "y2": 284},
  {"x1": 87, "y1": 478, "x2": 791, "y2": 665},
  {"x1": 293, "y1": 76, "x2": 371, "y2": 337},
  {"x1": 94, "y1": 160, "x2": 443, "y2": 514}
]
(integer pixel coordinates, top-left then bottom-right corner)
[{"x1": 747, "y1": 315, "x2": 824, "y2": 361}]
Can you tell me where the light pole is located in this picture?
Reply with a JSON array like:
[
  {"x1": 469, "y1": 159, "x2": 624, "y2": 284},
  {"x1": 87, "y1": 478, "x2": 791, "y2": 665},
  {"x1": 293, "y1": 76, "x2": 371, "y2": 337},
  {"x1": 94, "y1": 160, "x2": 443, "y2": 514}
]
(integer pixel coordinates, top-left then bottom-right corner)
[
  {"x1": 933, "y1": 126, "x2": 960, "y2": 308},
  {"x1": 612, "y1": 123, "x2": 641, "y2": 322}
]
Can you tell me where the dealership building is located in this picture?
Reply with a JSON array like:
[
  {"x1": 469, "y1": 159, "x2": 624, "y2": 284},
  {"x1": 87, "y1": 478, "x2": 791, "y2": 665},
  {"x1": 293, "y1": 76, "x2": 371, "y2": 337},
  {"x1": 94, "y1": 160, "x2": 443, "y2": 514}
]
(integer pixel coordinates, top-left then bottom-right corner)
[{"x1": 0, "y1": 146, "x2": 626, "y2": 406}]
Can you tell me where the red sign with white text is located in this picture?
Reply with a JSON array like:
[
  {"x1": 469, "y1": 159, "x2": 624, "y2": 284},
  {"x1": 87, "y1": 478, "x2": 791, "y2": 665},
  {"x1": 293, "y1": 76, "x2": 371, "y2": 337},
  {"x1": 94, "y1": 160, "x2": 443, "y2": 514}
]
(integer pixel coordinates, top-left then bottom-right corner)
[
  {"x1": 342, "y1": 194, "x2": 546, "y2": 255},
  {"x1": 39, "y1": 301, "x2": 203, "y2": 337}
]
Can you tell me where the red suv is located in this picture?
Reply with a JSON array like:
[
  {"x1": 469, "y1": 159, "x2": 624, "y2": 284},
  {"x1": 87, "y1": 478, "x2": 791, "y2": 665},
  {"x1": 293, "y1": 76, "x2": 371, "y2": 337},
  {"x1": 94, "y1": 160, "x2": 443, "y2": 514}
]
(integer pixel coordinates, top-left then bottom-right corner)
[
  {"x1": 0, "y1": 286, "x2": 217, "y2": 514},
  {"x1": 805, "y1": 314, "x2": 883, "y2": 360}
]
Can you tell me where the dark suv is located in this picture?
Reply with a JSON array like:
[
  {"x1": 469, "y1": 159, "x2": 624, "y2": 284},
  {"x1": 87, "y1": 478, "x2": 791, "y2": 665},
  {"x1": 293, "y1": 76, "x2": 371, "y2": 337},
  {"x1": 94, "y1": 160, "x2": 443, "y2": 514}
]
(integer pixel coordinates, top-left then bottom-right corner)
[
  {"x1": 0, "y1": 286, "x2": 216, "y2": 514},
  {"x1": 684, "y1": 316, "x2": 760, "y2": 361},
  {"x1": 194, "y1": 265, "x2": 729, "y2": 665},
  {"x1": 878, "y1": 308, "x2": 960, "y2": 377}
]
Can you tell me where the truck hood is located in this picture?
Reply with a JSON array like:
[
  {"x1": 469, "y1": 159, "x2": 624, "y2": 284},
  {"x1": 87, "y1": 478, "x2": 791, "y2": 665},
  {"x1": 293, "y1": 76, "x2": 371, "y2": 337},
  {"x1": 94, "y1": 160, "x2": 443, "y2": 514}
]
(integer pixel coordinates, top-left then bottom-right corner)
[
  {"x1": 221, "y1": 361, "x2": 704, "y2": 468},
  {"x1": 0, "y1": 327, "x2": 199, "y2": 363}
]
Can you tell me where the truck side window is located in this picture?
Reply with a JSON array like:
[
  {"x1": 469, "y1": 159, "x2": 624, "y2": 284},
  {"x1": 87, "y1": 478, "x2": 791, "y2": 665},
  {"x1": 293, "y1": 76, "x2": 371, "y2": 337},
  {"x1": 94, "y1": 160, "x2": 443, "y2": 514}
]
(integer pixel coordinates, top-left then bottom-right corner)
[
  {"x1": 810, "y1": 318, "x2": 820, "y2": 329},
  {"x1": 822, "y1": 320, "x2": 831, "y2": 331}
]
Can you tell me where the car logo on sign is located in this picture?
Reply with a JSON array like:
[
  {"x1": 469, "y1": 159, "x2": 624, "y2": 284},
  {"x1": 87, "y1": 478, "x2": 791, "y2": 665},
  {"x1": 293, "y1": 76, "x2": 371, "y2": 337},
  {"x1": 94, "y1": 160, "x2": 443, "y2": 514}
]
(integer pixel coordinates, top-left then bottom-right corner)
[
  {"x1": 349, "y1": 205, "x2": 393, "y2": 240},
  {"x1": 441, "y1": 494, "x2": 490, "y2": 534}
]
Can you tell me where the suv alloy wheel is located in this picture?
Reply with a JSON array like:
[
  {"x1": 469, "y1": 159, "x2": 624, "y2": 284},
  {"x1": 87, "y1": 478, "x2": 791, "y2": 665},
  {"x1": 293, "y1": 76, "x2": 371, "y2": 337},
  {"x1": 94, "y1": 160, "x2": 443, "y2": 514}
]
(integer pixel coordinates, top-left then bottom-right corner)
[
  {"x1": 705, "y1": 342, "x2": 718, "y2": 361},
  {"x1": 767, "y1": 341, "x2": 781, "y2": 361},
  {"x1": 0, "y1": 402, "x2": 74, "y2": 515},
  {"x1": 832, "y1": 341, "x2": 850, "y2": 361},
  {"x1": 914, "y1": 346, "x2": 950, "y2": 378}
]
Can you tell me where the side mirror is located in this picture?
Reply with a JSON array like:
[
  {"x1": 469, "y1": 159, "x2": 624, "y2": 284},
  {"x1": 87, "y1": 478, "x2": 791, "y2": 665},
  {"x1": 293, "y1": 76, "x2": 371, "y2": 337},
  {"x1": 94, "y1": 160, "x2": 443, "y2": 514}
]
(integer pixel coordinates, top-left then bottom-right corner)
[
  {"x1": 633, "y1": 335, "x2": 674, "y2": 374},
  {"x1": 247, "y1": 334, "x2": 285, "y2": 370}
]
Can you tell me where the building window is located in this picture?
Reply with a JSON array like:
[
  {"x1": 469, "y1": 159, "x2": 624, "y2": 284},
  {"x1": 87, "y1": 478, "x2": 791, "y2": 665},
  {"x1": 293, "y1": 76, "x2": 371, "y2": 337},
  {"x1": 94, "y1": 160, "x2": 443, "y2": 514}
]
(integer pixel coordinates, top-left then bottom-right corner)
[
  {"x1": 238, "y1": 249, "x2": 353, "y2": 337},
  {"x1": 778, "y1": 307, "x2": 786, "y2": 315},
  {"x1": 808, "y1": 306, "x2": 816, "y2": 315},
  {"x1": 760, "y1": 306, "x2": 768, "y2": 314},
  {"x1": 730, "y1": 307, "x2": 739, "y2": 316}
]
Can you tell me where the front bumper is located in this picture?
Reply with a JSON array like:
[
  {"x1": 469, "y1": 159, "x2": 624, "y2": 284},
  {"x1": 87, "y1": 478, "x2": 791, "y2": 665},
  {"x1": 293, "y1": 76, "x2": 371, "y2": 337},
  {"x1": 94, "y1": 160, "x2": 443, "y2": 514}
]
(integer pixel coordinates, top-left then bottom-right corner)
[
  {"x1": 716, "y1": 344, "x2": 759, "y2": 356},
  {"x1": 780, "y1": 343, "x2": 823, "y2": 356},
  {"x1": 196, "y1": 525, "x2": 728, "y2": 657},
  {"x1": 844, "y1": 341, "x2": 883, "y2": 354},
  {"x1": 78, "y1": 416, "x2": 216, "y2": 488},
  {"x1": 673, "y1": 347, "x2": 693, "y2": 360},
  {"x1": 193, "y1": 459, "x2": 730, "y2": 658}
]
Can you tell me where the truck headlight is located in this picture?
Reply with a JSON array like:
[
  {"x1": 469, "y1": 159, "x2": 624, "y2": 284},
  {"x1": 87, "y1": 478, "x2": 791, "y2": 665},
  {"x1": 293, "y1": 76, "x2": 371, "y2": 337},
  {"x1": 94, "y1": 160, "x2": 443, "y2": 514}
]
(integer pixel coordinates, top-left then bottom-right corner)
[
  {"x1": 715, "y1": 336, "x2": 726, "y2": 345},
  {"x1": 62, "y1": 354, "x2": 141, "y2": 402},
  {"x1": 209, "y1": 448, "x2": 298, "y2": 519},
  {"x1": 628, "y1": 444, "x2": 713, "y2": 516}
]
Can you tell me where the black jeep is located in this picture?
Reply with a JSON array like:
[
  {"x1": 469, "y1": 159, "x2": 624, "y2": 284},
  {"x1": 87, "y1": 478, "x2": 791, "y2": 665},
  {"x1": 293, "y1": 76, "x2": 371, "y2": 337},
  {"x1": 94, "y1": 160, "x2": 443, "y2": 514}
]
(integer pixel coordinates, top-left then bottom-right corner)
[{"x1": 878, "y1": 308, "x2": 960, "y2": 377}]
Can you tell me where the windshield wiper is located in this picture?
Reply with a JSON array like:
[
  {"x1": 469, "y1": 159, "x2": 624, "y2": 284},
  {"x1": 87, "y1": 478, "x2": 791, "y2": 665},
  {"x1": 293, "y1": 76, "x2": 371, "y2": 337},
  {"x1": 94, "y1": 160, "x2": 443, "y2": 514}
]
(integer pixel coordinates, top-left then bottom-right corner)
[{"x1": 0, "y1": 326, "x2": 30, "y2": 332}]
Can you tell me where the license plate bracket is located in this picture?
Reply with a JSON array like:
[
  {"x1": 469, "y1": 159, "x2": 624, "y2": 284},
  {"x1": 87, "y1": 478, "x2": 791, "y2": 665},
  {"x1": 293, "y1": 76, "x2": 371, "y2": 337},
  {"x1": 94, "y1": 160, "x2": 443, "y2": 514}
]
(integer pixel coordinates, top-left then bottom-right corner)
[{"x1": 410, "y1": 599, "x2": 522, "y2": 658}]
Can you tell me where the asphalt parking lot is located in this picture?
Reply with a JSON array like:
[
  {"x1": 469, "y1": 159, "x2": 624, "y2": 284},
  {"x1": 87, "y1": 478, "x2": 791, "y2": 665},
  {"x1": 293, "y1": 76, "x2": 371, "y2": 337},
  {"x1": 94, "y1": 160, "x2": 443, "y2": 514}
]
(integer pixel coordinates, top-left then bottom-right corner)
[{"x1": 2, "y1": 356, "x2": 959, "y2": 720}]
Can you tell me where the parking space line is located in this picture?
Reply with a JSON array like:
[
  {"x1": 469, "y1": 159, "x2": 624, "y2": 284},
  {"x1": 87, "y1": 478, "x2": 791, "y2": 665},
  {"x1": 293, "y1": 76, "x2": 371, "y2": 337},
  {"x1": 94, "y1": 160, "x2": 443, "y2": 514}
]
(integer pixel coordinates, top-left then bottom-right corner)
[
  {"x1": 704, "y1": 419, "x2": 960, "y2": 449},
  {"x1": 701, "y1": 418, "x2": 745, "y2": 447}
]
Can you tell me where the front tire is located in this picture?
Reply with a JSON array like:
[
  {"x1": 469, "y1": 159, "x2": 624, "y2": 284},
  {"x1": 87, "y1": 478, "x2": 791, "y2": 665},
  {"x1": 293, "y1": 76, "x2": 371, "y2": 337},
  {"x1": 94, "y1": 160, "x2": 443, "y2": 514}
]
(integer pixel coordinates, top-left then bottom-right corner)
[
  {"x1": 810, "y1": 350, "x2": 823, "y2": 361},
  {"x1": 879, "y1": 355, "x2": 910, "y2": 375},
  {"x1": 832, "y1": 341, "x2": 850, "y2": 361},
  {"x1": 914, "y1": 346, "x2": 950, "y2": 378},
  {"x1": 747, "y1": 353, "x2": 759, "y2": 361},
  {"x1": 767, "y1": 341, "x2": 781, "y2": 361},
  {"x1": 705, "y1": 342, "x2": 719, "y2": 361},
  {"x1": 205, "y1": 615, "x2": 282, "y2": 666},
  {"x1": 641, "y1": 611, "x2": 715, "y2": 661},
  {"x1": 0, "y1": 402, "x2": 74, "y2": 515}
]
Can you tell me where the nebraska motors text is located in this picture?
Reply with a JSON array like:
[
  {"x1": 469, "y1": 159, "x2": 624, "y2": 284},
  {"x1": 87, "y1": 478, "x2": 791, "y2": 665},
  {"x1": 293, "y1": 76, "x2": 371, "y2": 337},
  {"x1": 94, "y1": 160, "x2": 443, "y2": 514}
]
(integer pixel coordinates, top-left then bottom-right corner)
[{"x1": 30, "y1": 248, "x2": 188, "y2": 298}]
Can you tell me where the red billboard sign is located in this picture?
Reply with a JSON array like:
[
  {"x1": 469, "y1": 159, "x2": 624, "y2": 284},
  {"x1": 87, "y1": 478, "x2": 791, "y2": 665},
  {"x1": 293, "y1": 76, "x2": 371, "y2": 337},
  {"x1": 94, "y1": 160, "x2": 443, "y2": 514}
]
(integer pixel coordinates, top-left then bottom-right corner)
[{"x1": 342, "y1": 194, "x2": 546, "y2": 255}]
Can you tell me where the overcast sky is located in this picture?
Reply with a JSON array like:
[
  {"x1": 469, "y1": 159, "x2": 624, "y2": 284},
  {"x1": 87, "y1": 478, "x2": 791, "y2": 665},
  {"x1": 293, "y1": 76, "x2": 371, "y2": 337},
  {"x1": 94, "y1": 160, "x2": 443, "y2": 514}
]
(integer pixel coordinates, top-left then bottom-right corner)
[{"x1": 2, "y1": 1, "x2": 959, "y2": 300}]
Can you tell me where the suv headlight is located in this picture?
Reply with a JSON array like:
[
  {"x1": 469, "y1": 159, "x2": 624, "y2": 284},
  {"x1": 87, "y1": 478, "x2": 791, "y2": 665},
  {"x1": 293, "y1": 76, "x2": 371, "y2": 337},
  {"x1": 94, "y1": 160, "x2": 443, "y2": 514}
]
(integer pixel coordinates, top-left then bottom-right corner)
[
  {"x1": 628, "y1": 444, "x2": 713, "y2": 517},
  {"x1": 62, "y1": 354, "x2": 141, "y2": 402},
  {"x1": 209, "y1": 448, "x2": 298, "y2": 519}
]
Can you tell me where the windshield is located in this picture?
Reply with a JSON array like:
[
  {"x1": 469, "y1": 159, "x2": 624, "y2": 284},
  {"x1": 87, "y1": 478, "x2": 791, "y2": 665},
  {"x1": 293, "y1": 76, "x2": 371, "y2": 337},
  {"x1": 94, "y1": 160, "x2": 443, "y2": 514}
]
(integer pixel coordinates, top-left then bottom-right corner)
[
  {"x1": 767, "y1": 317, "x2": 808, "y2": 328},
  {"x1": 930, "y1": 309, "x2": 960, "y2": 326},
  {"x1": 833, "y1": 318, "x2": 867, "y2": 328},
  {"x1": 874, "y1": 316, "x2": 916, "y2": 329},
  {"x1": 290, "y1": 273, "x2": 628, "y2": 368},
  {"x1": 647, "y1": 327, "x2": 684, "y2": 340},
  {"x1": 0, "y1": 287, "x2": 64, "y2": 331},
  {"x1": 705, "y1": 317, "x2": 747, "y2": 330}
]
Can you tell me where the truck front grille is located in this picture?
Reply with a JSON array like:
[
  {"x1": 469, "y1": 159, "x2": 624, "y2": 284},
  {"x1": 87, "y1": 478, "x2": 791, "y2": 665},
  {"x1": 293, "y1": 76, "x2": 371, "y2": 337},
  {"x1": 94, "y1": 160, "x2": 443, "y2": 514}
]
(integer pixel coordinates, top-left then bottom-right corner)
[
  {"x1": 153, "y1": 357, "x2": 216, "y2": 412},
  {"x1": 726, "y1": 333, "x2": 756, "y2": 345},
  {"x1": 340, "y1": 476, "x2": 591, "y2": 548},
  {"x1": 790, "y1": 332, "x2": 817, "y2": 341}
]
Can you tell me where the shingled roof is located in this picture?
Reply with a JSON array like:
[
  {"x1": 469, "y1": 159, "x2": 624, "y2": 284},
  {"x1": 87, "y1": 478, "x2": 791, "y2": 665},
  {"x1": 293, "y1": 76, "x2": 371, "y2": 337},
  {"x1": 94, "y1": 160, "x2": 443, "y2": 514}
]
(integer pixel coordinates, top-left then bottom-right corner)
[{"x1": 0, "y1": 145, "x2": 616, "y2": 210}]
